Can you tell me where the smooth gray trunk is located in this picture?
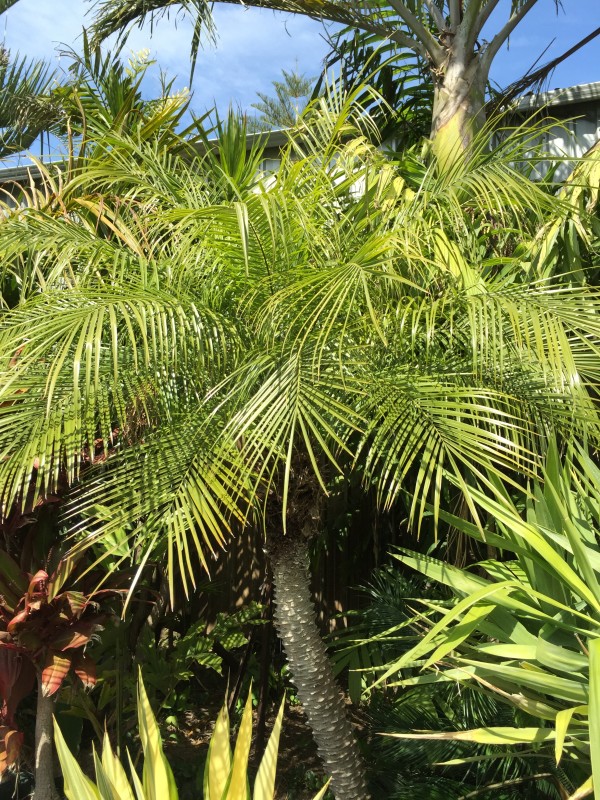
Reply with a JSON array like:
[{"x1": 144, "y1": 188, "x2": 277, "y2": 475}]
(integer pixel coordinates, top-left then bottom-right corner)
[
  {"x1": 431, "y1": 55, "x2": 487, "y2": 171},
  {"x1": 32, "y1": 674, "x2": 59, "y2": 800},
  {"x1": 270, "y1": 535, "x2": 370, "y2": 800}
]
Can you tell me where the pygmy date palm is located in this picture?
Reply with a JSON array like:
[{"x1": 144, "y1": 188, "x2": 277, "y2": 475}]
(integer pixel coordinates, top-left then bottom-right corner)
[{"x1": 1, "y1": 74, "x2": 600, "y2": 800}]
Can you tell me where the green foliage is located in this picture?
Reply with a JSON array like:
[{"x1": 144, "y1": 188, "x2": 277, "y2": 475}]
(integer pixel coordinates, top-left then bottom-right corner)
[
  {"x1": 367, "y1": 685, "x2": 562, "y2": 799},
  {"x1": 1, "y1": 79, "x2": 599, "y2": 598},
  {"x1": 316, "y1": 28, "x2": 432, "y2": 146},
  {"x1": 0, "y1": 36, "x2": 599, "y2": 795},
  {"x1": 248, "y1": 68, "x2": 314, "y2": 133},
  {"x1": 372, "y1": 442, "x2": 600, "y2": 798},
  {"x1": 55, "y1": 674, "x2": 329, "y2": 799},
  {"x1": 198, "y1": 108, "x2": 267, "y2": 199},
  {"x1": 0, "y1": 46, "x2": 59, "y2": 158},
  {"x1": 332, "y1": 568, "x2": 562, "y2": 797},
  {"x1": 54, "y1": 31, "x2": 201, "y2": 155},
  {"x1": 136, "y1": 604, "x2": 265, "y2": 715}
]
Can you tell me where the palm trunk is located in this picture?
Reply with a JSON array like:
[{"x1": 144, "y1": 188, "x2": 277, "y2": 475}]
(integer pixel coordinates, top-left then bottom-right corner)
[
  {"x1": 431, "y1": 56, "x2": 487, "y2": 172},
  {"x1": 269, "y1": 535, "x2": 370, "y2": 800},
  {"x1": 33, "y1": 673, "x2": 59, "y2": 800}
]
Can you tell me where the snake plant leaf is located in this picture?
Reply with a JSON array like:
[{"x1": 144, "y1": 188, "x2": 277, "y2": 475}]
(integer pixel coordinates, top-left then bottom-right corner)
[
  {"x1": 375, "y1": 578, "x2": 518, "y2": 683},
  {"x1": 457, "y1": 659, "x2": 589, "y2": 705},
  {"x1": 589, "y1": 638, "x2": 600, "y2": 799},
  {"x1": 543, "y1": 468, "x2": 600, "y2": 610},
  {"x1": 536, "y1": 638, "x2": 588, "y2": 675},
  {"x1": 100, "y1": 731, "x2": 136, "y2": 800},
  {"x1": 567, "y1": 776, "x2": 594, "y2": 800},
  {"x1": 127, "y1": 749, "x2": 147, "y2": 800},
  {"x1": 448, "y1": 486, "x2": 600, "y2": 612},
  {"x1": 385, "y1": 726, "x2": 556, "y2": 745},
  {"x1": 93, "y1": 749, "x2": 122, "y2": 800},
  {"x1": 310, "y1": 779, "x2": 332, "y2": 800},
  {"x1": 137, "y1": 673, "x2": 178, "y2": 800},
  {"x1": 421, "y1": 602, "x2": 494, "y2": 670},
  {"x1": 475, "y1": 643, "x2": 537, "y2": 659}
]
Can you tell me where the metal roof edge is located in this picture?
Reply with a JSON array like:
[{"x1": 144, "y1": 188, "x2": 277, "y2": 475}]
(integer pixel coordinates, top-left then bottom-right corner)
[
  {"x1": 0, "y1": 159, "x2": 64, "y2": 184},
  {"x1": 516, "y1": 81, "x2": 600, "y2": 110}
]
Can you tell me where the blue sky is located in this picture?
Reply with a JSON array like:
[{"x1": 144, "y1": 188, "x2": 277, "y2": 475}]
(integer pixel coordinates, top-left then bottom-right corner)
[{"x1": 2, "y1": 0, "x2": 600, "y2": 119}]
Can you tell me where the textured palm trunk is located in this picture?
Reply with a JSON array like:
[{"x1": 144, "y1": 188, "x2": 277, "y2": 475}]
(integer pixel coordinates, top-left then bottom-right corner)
[
  {"x1": 33, "y1": 673, "x2": 60, "y2": 800},
  {"x1": 270, "y1": 535, "x2": 370, "y2": 800}
]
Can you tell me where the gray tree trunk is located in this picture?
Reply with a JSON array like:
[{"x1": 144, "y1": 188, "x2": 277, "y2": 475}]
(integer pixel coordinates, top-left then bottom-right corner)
[
  {"x1": 431, "y1": 55, "x2": 487, "y2": 171},
  {"x1": 32, "y1": 673, "x2": 59, "y2": 800},
  {"x1": 270, "y1": 535, "x2": 370, "y2": 800}
]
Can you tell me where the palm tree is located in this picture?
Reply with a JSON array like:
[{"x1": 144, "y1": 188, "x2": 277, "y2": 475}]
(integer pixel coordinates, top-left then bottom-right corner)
[
  {"x1": 1, "y1": 74, "x2": 600, "y2": 800},
  {"x1": 86, "y1": 0, "x2": 600, "y2": 168},
  {"x1": 0, "y1": 0, "x2": 62, "y2": 160},
  {"x1": 0, "y1": 46, "x2": 59, "y2": 159}
]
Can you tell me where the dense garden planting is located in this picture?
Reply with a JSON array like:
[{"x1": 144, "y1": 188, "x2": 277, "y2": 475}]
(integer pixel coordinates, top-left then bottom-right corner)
[{"x1": 1, "y1": 2, "x2": 600, "y2": 798}]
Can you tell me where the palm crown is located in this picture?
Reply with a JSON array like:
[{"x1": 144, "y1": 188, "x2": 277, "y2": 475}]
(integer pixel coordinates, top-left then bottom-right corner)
[{"x1": 0, "y1": 84, "x2": 598, "y2": 583}]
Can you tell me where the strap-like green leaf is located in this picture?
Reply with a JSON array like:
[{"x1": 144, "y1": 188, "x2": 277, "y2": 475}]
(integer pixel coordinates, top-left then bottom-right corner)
[
  {"x1": 204, "y1": 704, "x2": 231, "y2": 800},
  {"x1": 254, "y1": 696, "x2": 285, "y2": 800}
]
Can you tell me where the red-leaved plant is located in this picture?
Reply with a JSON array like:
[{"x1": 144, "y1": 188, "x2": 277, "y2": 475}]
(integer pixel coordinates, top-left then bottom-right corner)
[
  {"x1": 0, "y1": 546, "x2": 120, "y2": 789},
  {"x1": 0, "y1": 647, "x2": 33, "y2": 774}
]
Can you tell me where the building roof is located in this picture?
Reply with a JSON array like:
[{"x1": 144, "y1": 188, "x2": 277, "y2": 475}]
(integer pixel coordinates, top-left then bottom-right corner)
[
  {"x1": 515, "y1": 81, "x2": 600, "y2": 111},
  {"x1": 1, "y1": 82, "x2": 599, "y2": 186},
  {"x1": 0, "y1": 130, "x2": 290, "y2": 185},
  {"x1": 0, "y1": 159, "x2": 63, "y2": 186}
]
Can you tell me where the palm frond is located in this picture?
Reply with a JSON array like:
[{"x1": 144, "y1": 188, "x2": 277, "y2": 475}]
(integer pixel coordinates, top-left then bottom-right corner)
[
  {"x1": 89, "y1": 0, "x2": 216, "y2": 80},
  {"x1": 0, "y1": 48, "x2": 59, "y2": 157}
]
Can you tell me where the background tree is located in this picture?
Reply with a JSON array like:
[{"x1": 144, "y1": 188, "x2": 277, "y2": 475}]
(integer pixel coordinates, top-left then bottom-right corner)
[{"x1": 248, "y1": 67, "x2": 314, "y2": 132}]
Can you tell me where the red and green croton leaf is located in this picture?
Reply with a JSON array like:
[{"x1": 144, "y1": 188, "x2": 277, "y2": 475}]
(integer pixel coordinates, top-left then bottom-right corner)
[
  {"x1": 52, "y1": 621, "x2": 101, "y2": 652},
  {"x1": 0, "y1": 726, "x2": 24, "y2": 775},
  {"x1": 1, "y1": 550, "x2": 122, "y2": 706},
  {"x1": 72, "y1": 653, "x2": 97, "y2": 690},
  {"x1": 25, "y1": 569, "x2": 49, "y2": 611},
  {"x1": 0, "y1": 649, "x2": 35, "y2": 725},
  {"x1": 6, "y1": 609, "x2": 29, "y2": 634},
  {"x1": 60, "y1": 591, "x2": 89, "y2": 619},
  {"x1": 0, "y1": 648, "x2": 31, "y2": 777},
  {"x1": 41, "y1": 651, "x2": 72, "y2": 697}
]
